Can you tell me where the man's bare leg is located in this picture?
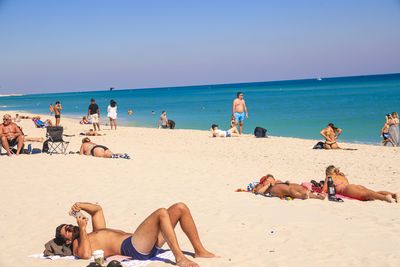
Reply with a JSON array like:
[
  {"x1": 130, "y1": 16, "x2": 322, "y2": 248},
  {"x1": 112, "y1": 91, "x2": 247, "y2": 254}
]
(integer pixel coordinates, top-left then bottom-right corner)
[
  {"x1": 16, "y1": 135, "x2": 24, "y2": 155},
  {"x1": 132, "y1": 208, "x2": 199, "y2": 267},
  {"x1": 1, "y1": 136, "x2": 12, "y2": 156},
  {"x1": 157, "y1": 203, "x2": 216, "y2": 258},
  {"x1": 239, "y1": 122, "x2": 243, "y2": 135}
]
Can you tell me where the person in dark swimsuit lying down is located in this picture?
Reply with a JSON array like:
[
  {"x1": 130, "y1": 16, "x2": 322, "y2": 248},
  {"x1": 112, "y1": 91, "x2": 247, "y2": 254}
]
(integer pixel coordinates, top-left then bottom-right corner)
[
  {"x1": 79, "y1": 137, "x2": 129, "y2": 159},
  {"x1": 254, "y1": 174, "x2": 325, "y2": 200}
]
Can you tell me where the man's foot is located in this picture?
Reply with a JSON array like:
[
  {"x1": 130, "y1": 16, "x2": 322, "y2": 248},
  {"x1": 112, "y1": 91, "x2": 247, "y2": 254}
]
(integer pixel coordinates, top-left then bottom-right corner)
[
  {"x1": 176, "y1": 257, "x2": 199, "y2": 267},
  {"x1": 385, "y1": 194, "x2": 395, "y2": 203},
  {"x1": 393, "y1": 193, "x2": 399, "y2": 203},
  {"x1": 195, "y1": 249, "x2": 217, "y2": 258}
]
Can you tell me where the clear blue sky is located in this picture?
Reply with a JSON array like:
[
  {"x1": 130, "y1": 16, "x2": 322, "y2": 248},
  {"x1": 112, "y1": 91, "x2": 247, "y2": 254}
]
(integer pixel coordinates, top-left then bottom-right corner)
[{"x1": 1, "y1": 0, "x2": 399, "y2": 94}]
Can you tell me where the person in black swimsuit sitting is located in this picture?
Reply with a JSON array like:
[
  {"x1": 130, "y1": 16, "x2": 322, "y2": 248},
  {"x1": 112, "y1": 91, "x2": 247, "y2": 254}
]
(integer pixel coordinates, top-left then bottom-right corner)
[
  {"x1": 254, "y1": 174, "x2": 324, "y2": 200},
  {"x1": 79, "y1": 137, "x2": 129, "y2": 159}
]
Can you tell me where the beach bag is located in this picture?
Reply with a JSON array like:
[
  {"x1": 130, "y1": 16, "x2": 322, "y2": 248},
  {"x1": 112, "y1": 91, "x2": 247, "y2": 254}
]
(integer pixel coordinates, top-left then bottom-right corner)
[
  {"x1": 168, "y1": 120, "x2": 175, "y2": 129},
  {"x1": 254, "y1": 127, "x2": 267, "y2": 138},
  {"x1": 313, "y1": 141, "x2": 324, "y2": 149},
  {"x1": 42, "y1": 140, "x2": 49, "y2": 153}
]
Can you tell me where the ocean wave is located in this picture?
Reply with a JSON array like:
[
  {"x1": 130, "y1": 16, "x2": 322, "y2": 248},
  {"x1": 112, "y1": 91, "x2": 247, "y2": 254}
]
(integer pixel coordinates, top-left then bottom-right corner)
[{"x1": 0, "y1": 94, "x2": 24, "y2": 97}]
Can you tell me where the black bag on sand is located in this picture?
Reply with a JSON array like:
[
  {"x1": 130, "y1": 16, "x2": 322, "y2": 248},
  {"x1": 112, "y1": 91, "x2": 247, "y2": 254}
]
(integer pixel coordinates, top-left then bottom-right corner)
[
  {"x1": 254, "y1": 127, "x2": 267, "y2": 138},
  {"x1": 313, "y1": 141, "x2": 324, "y2": 149},
  {"x1": 168, "y1": 120, "x2": 176, "y2": 129}
]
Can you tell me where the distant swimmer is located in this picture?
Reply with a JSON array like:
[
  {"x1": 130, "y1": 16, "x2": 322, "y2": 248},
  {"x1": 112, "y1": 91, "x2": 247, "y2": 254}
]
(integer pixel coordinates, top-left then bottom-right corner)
[
  {"x1": 128, "y1": 109, "x2": 133, "y2": 116},
  {"x1": 320, "y1": 123, "x2": 342, "y2": 149},
  {"x1": 232, "y1": 91, "x2": 248, "y2": 134},
  {"x1": 151, "y1": 111, "x2": 155, "y2": 115}
]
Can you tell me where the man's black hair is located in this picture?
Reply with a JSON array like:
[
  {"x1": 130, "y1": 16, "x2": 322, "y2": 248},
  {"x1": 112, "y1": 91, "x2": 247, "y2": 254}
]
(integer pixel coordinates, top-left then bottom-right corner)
[
  {"x1": 55, "y1": 101, "x2": 60, "y2": 104},
  {"x1": 237, "y1": 92, "x2": 243, "y2": 97},
  {"x1": 211, "y1": 124, "x2": 218, "y2": 130},
  {"x1": 91, "y1": 98, "x2": 95, "y2": 102},
  {"x1": 55, "y1": 224, "x2": 66, "y2": 244}
]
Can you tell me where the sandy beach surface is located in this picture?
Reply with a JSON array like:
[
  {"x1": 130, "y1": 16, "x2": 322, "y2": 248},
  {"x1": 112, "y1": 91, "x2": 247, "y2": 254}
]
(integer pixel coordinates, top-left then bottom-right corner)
[{"x1": 1, "y1": 110, "x2": 400, "y2": 267}]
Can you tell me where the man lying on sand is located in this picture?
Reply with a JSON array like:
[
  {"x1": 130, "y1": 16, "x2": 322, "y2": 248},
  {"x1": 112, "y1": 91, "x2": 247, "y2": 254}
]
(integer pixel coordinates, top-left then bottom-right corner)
[
  {"x1": 79, "y1": 137, "x2": 129, "y2": 159},
  {"x1": 211, "y1": 124, "x2": 240, "y2": 137},
  {"x1": 322, "y1": 165, "x2": 399, "y2": 203},
  {"x1": 80, "y1": 129, "x2": 103, "y2": 136},
  {"x1": 254, "y1": 174, "x2": 325, "y2": 200},
  {"x1": 0, "y1": 114, "x2": 24, "y2": 156},
  {"x1": 320, "y1": 123, "x2": 342, "y2": 149},
  {"x1": 54, "y1": 202, "x2": 216, "y2": 267}
]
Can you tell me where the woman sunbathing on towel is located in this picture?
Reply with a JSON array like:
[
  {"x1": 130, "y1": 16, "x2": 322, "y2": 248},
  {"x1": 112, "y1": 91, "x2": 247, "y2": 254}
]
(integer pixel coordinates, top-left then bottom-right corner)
[
  {"x1": 79, "y1": 137, "x2": 129, "y2": 159},
  {"x1": 254, "y1": 174, "x2": 325, "y2": 200},
  {"x1": 322, "y1": 165, "x2": 399, "y2": 203}
]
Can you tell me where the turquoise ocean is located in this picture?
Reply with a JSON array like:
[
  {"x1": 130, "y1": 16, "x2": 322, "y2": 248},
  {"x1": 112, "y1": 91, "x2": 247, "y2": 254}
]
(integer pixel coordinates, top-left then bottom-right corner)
[{"x1": 1, "y1": 73, "x2": 399, "y2": 144}]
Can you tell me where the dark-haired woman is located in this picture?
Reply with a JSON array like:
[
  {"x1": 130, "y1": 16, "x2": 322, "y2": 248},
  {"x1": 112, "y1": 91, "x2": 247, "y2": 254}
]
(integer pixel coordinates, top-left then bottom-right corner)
[{"x1": 107, "y1": 100, "x2": 118, "y2": 130}]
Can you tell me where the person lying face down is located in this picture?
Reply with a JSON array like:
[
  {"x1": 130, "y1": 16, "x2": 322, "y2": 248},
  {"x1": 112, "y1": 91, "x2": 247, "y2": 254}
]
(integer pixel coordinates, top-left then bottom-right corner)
[
  {"x1": 322, "y1": 165, "x2": 399, "y2": 203},
  {"x1": 79, "y1": 137, "x2": 129, "y2": 159},
  {"x1": 210, "y1": 124, "x2": 240, "y2": 138},
  {"x1": 54, "y1": 202, "x2": 216, "y2": 267},
  {"x1": 254, "y1": 174, "x2": 324, "y2": 200}
]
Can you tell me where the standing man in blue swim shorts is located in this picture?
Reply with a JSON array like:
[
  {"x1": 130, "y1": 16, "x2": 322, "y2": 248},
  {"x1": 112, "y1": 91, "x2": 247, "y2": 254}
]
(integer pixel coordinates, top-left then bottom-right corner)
[{"x1": 232, "y1": 91, "x2": 248, "y2": 134}]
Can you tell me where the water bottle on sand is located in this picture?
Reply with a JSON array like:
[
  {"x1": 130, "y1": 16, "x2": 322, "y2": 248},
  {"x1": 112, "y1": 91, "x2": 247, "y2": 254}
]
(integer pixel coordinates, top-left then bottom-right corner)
[{"x1": 327, "y1": 176, "x2": 343, "y2": 202}]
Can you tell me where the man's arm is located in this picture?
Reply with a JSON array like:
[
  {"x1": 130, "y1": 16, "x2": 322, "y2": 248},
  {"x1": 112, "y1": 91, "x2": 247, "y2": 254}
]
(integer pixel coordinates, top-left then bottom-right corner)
[
  {"x1": 243, "y1": 100, "x2": 248, "y2": 118},
  {"x1": 70, "y1": 202, "x2": 106, "y2": 230},
  {"x1": 12, "y1": 124, "x2": 22, "y2": 138},
  {"x1": 72, "y1": 216, "x2": 92, "y2": 259}
]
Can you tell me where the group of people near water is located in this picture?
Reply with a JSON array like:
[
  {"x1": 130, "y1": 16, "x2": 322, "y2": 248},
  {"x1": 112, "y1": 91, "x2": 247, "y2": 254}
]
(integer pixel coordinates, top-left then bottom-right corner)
[{"x1": 51, "y1": 98, "x2": 118, "y2": 131}]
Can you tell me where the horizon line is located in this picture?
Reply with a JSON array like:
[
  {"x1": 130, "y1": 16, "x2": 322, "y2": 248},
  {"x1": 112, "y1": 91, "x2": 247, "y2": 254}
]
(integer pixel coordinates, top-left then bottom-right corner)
[{"x1": 3, "y1": 71, "x2": 400, "y2": 97}]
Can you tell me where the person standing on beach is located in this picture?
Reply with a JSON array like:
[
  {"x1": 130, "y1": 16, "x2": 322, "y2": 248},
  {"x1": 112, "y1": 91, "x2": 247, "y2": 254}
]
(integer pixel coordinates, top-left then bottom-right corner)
[
  {"x1": 54, "y1": 101, "x2": 62, "y2": 126},
  {"x1": 232, "y1": 92, "x2": 248, "y2": 134},
  {"x1": 107, "y1": 99, "x2": 117, "y2": 130},
  {"x1": 88, "y1": 98, "x2": 101, "y2": 131},
  {"x1": 49, "y1": 104, "x2": 54, "y2": 115}
]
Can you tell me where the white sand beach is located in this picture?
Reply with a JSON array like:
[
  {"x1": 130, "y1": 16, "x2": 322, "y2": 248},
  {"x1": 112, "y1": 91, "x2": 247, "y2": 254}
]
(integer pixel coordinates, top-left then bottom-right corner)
[{"x1": 1, "y1": 111, "x2": 400, "y2": 267}]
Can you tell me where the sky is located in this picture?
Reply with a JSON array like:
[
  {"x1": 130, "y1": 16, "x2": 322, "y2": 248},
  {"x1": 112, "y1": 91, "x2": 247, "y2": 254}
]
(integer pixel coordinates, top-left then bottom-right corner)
[{"x1": 0, "y1": 0, "x2": 400, "y2": 94}]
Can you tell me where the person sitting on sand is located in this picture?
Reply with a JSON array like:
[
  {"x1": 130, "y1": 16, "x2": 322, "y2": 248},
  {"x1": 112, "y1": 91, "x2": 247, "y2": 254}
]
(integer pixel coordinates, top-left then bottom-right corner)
[
  {"x1": 254, "y1": 174, "x2": 325, "y2": 200},
  {"x1": 158, "y1": 111, "x2": 169, "y2": 129},
  {"x1": 53, "y1": 202, "x2": 215, "y2": 267},
  {"x1": 320, "y1": 123, "x2": 342, "y2": 149},
  {"x1": 0, "y1": 114, "x2": 25, "y2": 156},
  {"x1": 80, "y1": 116, "x2": 91, "y2": 124},
  {"x1": 80, "y1": 129, "x2": 103, "y2": 136},
  {"x1": 211, "y1": 124, "x2": 240, "y2": 137},
  {"x1": 79, "y1": 137, "x2": 129, "y2": 159},
  {"x1": 322, "y1": 165, "x2": 399, "y2": 203}
]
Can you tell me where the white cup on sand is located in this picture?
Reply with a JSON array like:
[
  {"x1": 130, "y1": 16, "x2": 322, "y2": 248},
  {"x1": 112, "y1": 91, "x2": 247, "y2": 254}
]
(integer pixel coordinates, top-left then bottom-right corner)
[{"x1": 92, "y1": 249, "x2": 104, "y2": 265}]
